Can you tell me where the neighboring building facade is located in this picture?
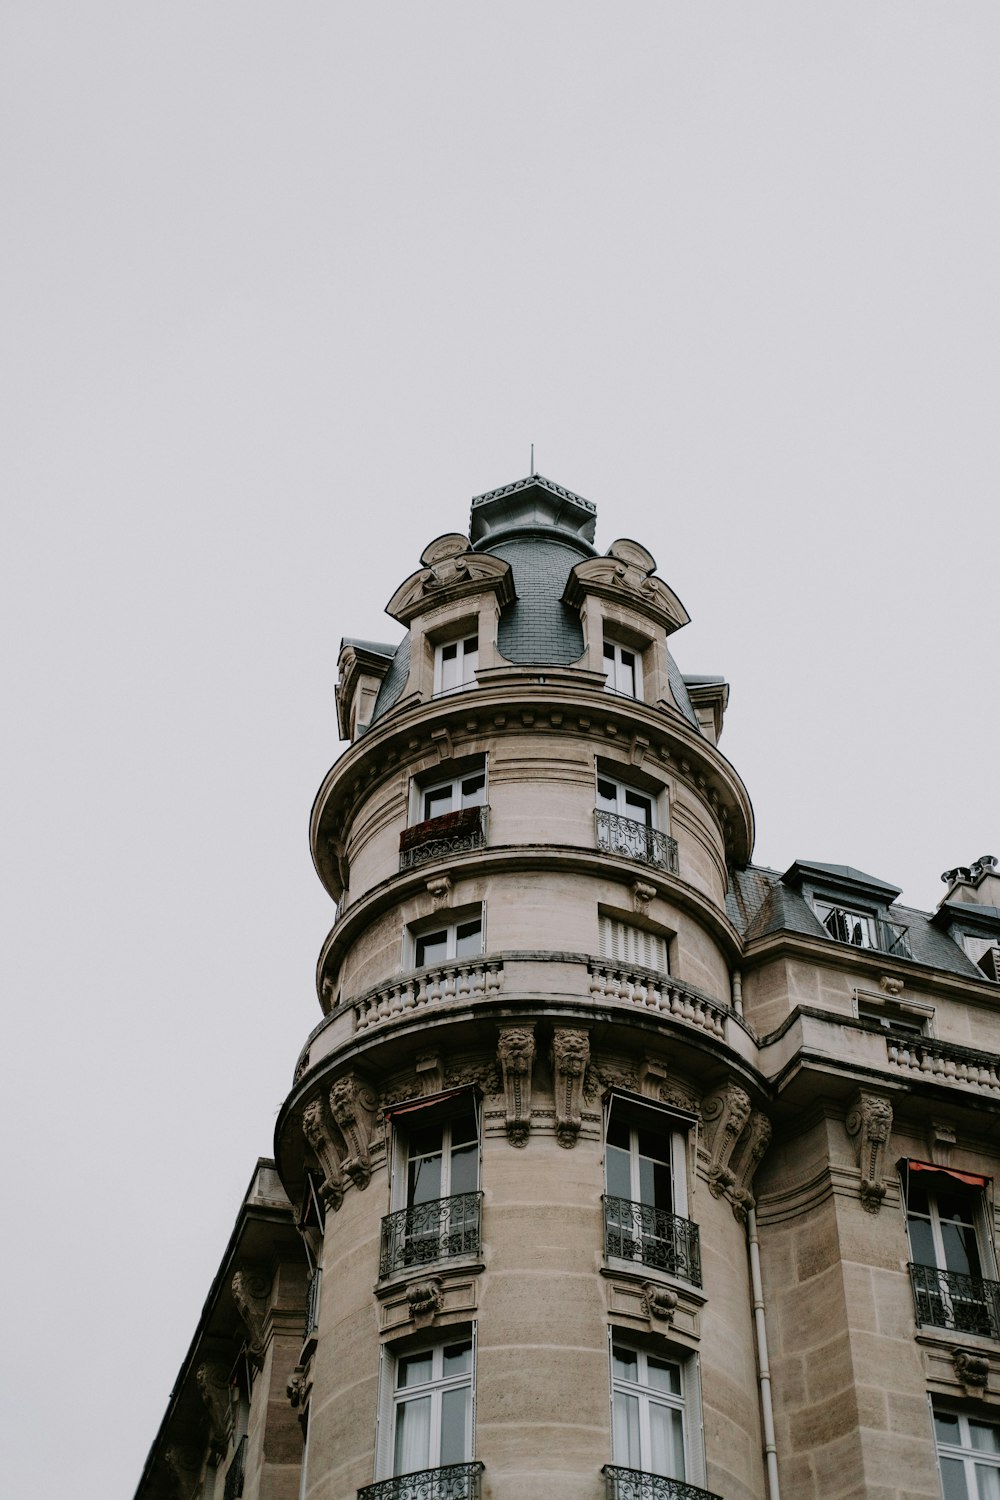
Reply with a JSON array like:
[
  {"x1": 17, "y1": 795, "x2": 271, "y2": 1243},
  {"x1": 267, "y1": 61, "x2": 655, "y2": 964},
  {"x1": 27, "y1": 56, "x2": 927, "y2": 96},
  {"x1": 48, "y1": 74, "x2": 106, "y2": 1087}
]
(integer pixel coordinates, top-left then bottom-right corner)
[{"x1": 136, "y1": 476, "x2": 1000, "y2": 1500}]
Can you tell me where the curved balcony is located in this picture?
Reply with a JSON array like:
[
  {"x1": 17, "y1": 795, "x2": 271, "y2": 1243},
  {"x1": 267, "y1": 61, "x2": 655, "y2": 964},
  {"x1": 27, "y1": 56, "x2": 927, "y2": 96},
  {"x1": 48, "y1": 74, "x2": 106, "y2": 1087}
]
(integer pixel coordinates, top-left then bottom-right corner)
[
  {"x1": 359, "y1": 1462, "x2": 484, "y2": 1500},
  {"x1": 355, "y1": 959, "x2": 504, "y2": 1032},
  {"x1": 603, "y1": 1466, "x2": 721, "y2": 1500},
  {"x1": 379, "y1": 1191, "x2": 483, "y2": 1279},
  {"x1": 603, "y1": 1196, "x2": 702, "y2": 1286},
  {"x1": 595, "y1": 810, "x2": 679, "y2": 874},
  {"x1": 909, "y1": 1262, "x2": 1000, "y2": 1339},
  {"x1": 399, "y1": 807, "x2": 489, "y2": 872},
  {"x1": 588, "y1": 961, "x2": 728, "y2": 1041}
]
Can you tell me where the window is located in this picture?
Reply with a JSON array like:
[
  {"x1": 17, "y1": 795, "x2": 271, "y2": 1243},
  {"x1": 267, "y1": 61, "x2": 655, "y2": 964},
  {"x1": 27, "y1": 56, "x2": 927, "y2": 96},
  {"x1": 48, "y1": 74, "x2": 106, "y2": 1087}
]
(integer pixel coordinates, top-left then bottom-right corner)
[
  {"x1": 597, "y1": 774, "x2": 656, "y2": 828},
  {"x1": 603, "y1": 1098, "x2": 700, "y2": 1285},
  {"x1": 610, "y1": 1342, "x2": 688, "y2": 1484},
  {"x1": 381, "y1": 1095, "x2": 482, "y2": 1278},
  {"x1": 387, "y1": 1337, "x2": 475, "y2": 1485},
  {"x1": 595, "y1": 774, "x2": 678, "y2": 875},
  {"x1": 420, "y1": 770, "x2": 486, "y2": 822},
  {"x1": 856, "y1": 1000, "x2": 927, "y2": 1037},
  {"x1": 906, "y1": 1165, "x2": 999, "y2": 1339},
  {"x1": 414, "y1": 917, "x2": 483, "y2": 969},
  {"x1": 934, "y1": 1408, "x2": 1000, "y2": 1500},
  {"x1": 604, "y1": 639, "x2": 642, "y2": 699},
  {"x1": 599, "y1": 915, "x2": 669, "y2": 973},
  {"x1": 813, "y1": 899, "x2": 911, "y2": 959},
  {"x1": 434, "y1": 635, "x2": 478, "y2": 695},
  {"x1": 400, "y1": 764, "x2": 489, "y2": 872}
]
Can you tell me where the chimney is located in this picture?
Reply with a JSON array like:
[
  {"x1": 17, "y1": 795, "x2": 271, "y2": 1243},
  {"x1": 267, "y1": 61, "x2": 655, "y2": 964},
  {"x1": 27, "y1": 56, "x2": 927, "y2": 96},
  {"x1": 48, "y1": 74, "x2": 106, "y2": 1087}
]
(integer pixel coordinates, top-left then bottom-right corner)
[{"x1": 939, "y1": 854, "x2": 1000, "y2": 908}]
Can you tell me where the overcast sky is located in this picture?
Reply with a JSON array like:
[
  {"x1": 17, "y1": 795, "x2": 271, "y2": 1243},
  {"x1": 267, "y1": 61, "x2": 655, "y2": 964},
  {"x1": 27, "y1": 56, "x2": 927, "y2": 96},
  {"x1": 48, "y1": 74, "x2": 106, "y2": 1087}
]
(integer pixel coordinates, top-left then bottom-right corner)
[{"x1": 4, "y1": 5, "x2": 999, "y2": 1495}]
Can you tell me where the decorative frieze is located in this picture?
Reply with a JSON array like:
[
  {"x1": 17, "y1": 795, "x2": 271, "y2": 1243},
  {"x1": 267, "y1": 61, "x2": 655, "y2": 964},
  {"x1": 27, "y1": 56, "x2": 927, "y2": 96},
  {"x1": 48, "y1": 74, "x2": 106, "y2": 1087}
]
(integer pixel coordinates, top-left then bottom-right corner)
[
  {"x1": 301, "y1": 1094, "x2": 345, "y2": 1212},
  {"x1": 551, "y1": 1027, "x2": 590, "y2": 1148},
  {"x1": 328, "y1": 1073, "x2": 378, "y2": 1190},
  {"x1": 497, "y1": 1025, "x2": 536, "y2": 1146},
  {"x1": 845, "y1": 1091, "x2": 894, "y2": 1213}
]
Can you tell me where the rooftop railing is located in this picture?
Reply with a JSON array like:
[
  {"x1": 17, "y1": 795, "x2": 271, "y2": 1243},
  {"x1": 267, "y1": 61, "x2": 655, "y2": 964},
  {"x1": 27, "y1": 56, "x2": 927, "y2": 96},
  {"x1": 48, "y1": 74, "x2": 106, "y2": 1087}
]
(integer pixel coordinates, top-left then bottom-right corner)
[
  {"x1": 359, "y1": 1461, "x2": 484, "y2": 1500},
  {"x1": 379, "y1": 1191, "x2": 483, "y2": 1280},
  {"x1": 820, "y1": 906, "x2": 912, "y2": 959},
  {"x1": 909, "y1": 1262, "x2": 1000, "y2": 1340},
  {"x1": 595, "y1": 811, "x2": 679, "y2": 874},
  {"x1": 399, "y1": 807, "x2": 488, "y2": 872},
  {"x1": 603, "y1": 1196, "x2": 702, "y2": 1287},
  {"x1": 603, "y1": 1465, "x2": 722, "y2": 1500}
]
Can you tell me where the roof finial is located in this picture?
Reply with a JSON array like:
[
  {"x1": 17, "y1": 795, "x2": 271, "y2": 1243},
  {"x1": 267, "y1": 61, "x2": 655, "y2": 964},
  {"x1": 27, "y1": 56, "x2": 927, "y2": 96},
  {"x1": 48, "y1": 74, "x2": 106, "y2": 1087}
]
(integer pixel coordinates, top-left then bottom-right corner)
[{"x1": 530, "y1": 442, "x2": 535, "y2": 476}]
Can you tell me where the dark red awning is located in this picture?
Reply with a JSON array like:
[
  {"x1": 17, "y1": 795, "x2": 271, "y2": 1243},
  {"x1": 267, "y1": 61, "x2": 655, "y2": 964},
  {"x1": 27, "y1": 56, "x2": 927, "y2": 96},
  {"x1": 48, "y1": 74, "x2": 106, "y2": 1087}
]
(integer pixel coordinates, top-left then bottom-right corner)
[{"x1": 907, "y1": 1159, "x2": 990, "y2": 1189}]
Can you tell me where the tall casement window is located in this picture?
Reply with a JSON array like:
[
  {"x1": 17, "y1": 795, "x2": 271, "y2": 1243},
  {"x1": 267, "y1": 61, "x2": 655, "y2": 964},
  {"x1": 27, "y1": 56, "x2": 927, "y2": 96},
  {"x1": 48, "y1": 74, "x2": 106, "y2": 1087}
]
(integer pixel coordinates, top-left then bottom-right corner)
[
  {"x1": 933, "y1": 1407, "x2": 1000, "y2": 1499},
  {"x1": 595, "y1": 773, "x2": 677, "y2": 874},
  {"x1": 400, "y1": 763, "x2": 489, "y2": 873},
  {"x1": 603, "y1": 1097, "x2": 701, "y2": 1286},
  {"x1": 609, "y1": 1342, "x2": 688, "y2": 1487},
  {"x1": 434, "y1": 634, "x2": 478, "y2": 695},
  {"x1": 365, "y1": 1335, "x2": 482, "y2": 1500},
  {"x1": 604, "y1": 639, "x2": 642, "y2": 699},
  {"x1": 381, "y1": 1095, "x2": 482, "y2": 1279},
  {"x1": 421, "y1": 769, "x2": 486, "y2": 821},
  {"x1": 905, "y1": 1163, "x2": 999, "y2": 1340}
]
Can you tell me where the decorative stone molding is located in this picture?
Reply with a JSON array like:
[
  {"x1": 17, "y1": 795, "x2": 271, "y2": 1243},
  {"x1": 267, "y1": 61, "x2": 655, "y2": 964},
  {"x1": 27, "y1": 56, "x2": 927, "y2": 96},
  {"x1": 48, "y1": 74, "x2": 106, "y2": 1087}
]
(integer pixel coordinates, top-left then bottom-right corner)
[
  {"x1": 845, "y1": 1091, "x2": 894, "y2": 1213},
  {"x1": 928, "y1": 1118, "x2": 956, "y2": 1166},
  {"x1": 880, "y1": 975, "x2": 905, "y2": 996},
  {"x1": 301, "y1": 1095, "x2": 345, "y2": 1211},
  {"x1": 562, "y1": 544, "x2": 691, "y2": 636},
  {"x1": 328, "y1": 1073, "x2": 378, "y2": 1190},
  {"x1": 195, "y1": 1361, "x2": 234, "y2": 1456},
  {"x1": 641, "y1": 1281, "x2": 678, "y2": 1323},
  {"x1": 954, "y1": 1348, "x2": 990, "y2": 1391},
  {"x1": 406, "y1": 1278, "x2": 444, "y2": 1319},
  {"x1": 426, "y1": 873, "x2": 452, "y2": 905},
  {"x1": 386, "y1": 541, "x2": 514, "y2": 625},
  {"x1": 163, "y1": 1443, "x2": 203, "y2": 1500},
  {"x1": 287, "y1": 1367, "x2": 308, "y2": 1409},
  {"x1": 703, "y1": 1082, "x2": 752, "y2": 1198},
  {"x1": 231, "y1": 1267, "x2": 271, "y2": 1360},
  {"x1": 584, "y1": 1062, "x2": 639, "y2": 1101},
  {"x1": 551, "y1": 1027, "x2": 590, "y2": 1148},
  {"x1": 728, "y1": 1110, "x2": 773, "y2": 1221},
  {"x1": 445, "y1": 1059, "x2": 502, "y2": 1094},
  {"x1": 631, "y1": 880, "x2": 656, "y2": 912},
  {"x1": 415, "y1": 1051, "x2": 445, "y2": 1095},
  {"x1": 497, "y1": 1025, "x2": 536, "y2": 1146},
  {"x1": 638, "y1": 1054, "x2": 669, "y2": 1098}
]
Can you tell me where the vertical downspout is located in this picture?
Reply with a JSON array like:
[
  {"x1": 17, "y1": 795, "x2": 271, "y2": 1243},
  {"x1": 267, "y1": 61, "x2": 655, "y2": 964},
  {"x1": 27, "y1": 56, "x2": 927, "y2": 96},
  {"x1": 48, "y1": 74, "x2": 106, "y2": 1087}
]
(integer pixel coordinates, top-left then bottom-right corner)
[
  {"x1": 747, "y1": 1205, "x2": 780, "y2": 1500},
  {"x1": 732, "y1": 968, "x2": 744, "y2": 1018}
]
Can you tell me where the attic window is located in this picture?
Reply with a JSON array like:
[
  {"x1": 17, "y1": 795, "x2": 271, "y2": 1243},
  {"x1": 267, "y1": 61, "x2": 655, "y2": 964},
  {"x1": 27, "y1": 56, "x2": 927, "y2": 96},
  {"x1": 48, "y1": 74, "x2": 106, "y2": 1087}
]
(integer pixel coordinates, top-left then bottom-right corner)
[
  {"x1": 814, "y1": 899, "x2": 912, "y2": 960},
  {"x1": 603, "y1": 639, "x2": 642, "y2": 699}
]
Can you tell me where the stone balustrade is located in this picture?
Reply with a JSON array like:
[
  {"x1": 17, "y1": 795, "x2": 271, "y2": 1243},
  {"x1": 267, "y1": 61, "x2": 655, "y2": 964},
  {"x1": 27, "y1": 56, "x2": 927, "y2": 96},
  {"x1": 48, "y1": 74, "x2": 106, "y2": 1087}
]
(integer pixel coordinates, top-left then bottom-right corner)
[
  {"x1": 354, "y1": 959, "x2": 504, "y2": 1032},
  {"x1": 885, "y1": 1034, "x2": 1000, "y2": 1093},
  {"x1": 587, "y1": 961, "x2": 729, "y2": 1041}
]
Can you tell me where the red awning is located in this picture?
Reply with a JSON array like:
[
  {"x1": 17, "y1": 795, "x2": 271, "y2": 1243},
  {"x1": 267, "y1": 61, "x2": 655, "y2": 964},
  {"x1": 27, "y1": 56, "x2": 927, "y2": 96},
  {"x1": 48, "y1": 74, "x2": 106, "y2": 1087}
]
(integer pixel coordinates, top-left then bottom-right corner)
[
  {"x1": 383, "y1": 1086, "x2": 474, "y2": 1119},
  {"x1": 907, "y1": 1160, "x2": 990, "y2": 1189}
]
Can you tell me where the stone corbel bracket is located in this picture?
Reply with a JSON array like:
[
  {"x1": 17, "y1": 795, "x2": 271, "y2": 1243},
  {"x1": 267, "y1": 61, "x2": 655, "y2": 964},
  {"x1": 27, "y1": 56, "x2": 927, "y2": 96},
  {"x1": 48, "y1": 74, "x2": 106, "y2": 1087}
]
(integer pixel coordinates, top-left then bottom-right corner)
[
  {"x1": 195, "y1": 1361, "x2": 234, "y2": 1459},
  {"x1": 703, "y1": 1081, "x2": 752, "y2": 1200},
  {"x1": 845, "y1": 1091, "x2": 894, "y2": 1214},
  {"x1": 728, "y1": 1109, "x2": 773, "y2": 1221},
  {"x1": 497, "y1": 1025, "x2": 536, "y2": 1146},
  {"x1": 551, "y1": 1027, "x2": 590, "y2": 1148},
  {"x1": 163, "y1": 1443, "x2": 203, "y2": 1500},
  {"x1": 328, "y1": 1072, "x2": 378, "y2": 1190},
  {"x1": 301, "y1": 1094, "x2": 345, "y2": 1212},
  {"x1": 231, "y1": 1266, "x2": 271, "y2": 1363}
]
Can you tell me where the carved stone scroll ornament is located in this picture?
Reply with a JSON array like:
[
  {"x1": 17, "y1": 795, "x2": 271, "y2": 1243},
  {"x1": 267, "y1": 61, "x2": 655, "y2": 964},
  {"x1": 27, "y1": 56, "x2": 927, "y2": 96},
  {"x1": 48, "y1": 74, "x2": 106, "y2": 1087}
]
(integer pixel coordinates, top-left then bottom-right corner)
[
  {"x1": 641, "y1": 1281, "x2": 678, "y2": 1323},
  {"x1": 163, "y1": 1443, "x2": 203, "y2": 1500},
  {"x1": 703, "y1": 1082, "x2": 752, "y2": 1199},
  {"x1": 406, "y1": 1278, "x2": 444, "y2": 1318},
  {"x1": 195, "y1": 1361, "x2": 234, "y2": 1457},
  {"x1": 845, "y1": 1092, "x2": 894, "y2": 1213},
  {"x1": 728, "y1": 1110, "x2": 773, "y2": 1221},
  {"x1": 497, "y1": 1025, "x2": 536, "y2": 1146},
  {"x1": 954, "y1": 1349, "x2": 990, "y2": 1391},
  {"x1": 328, "y1": 1073, "x2": 378, "y2": 1190},
  {"x1": 231, "y1": 1267, "x2": 271, "y2": 1362},
  {"x1": 301, "y1": 1095, "x2": 345, "y2": 1212},
  {"x1": 551, "y1": 1028, "x2": 591, "y2": 1148}
]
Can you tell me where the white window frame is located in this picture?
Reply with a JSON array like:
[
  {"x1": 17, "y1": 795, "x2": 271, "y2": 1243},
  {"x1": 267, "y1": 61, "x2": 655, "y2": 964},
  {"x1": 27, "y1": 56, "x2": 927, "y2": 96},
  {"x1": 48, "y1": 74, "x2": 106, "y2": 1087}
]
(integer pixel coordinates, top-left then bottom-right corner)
[
  {"x1": 905, "y1": 1171, "x2": 993, "y2": 1279},
  {"x1": 434, "y1": 634, "x2": 479, "y2": 696},
  {"x1": 604, "y1": 638, "x2": 643, "y2": 700},
  {"x1": 596, "y1": 772, "x2": 661, "y2": 830},
  {"x1": 411, "y1": 763, "x2": 487, "y2": 824},
  {"x1": 599, "y1": 914, "x2": 669, "y2": 973},
  {"x1": 608, "y1": 1336, "x2": 706, "y2": 1488},
  {"x1": 389, "y1": 1095, "x2": 482, "y2": 1213},
  {"x1": 604, "y1": 1097, "x2": 689, "y2": 1221},
  {"x1": 933, "y1": 1405, "x2": 1000, "y2": 1499},
  {"x1": 374, "y1": 1328, "x2": 477, "y2": 1482},
  {"x1": 407, "y1": 907, "x2": 486, "y2": 970}
]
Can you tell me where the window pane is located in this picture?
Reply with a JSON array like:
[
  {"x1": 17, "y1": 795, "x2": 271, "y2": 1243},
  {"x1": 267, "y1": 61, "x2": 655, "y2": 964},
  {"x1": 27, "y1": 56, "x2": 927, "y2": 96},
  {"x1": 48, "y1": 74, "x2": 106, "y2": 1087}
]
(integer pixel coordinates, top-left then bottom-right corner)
[
  {"x1": 624, "y1": 789, "x2": 653, "y2": 826},
  {"x1": 408, "y1": 1151, "x2": 442, "y2": 1206},
  {"x1": 939, "y1": 1456, "x2": 970, "y2": 1500},
  {"x1": 646, "y1": 1355, "x2": 682, "y2": 1396},
  {"x1": 416, "y1": 931, "x2": 448, "y2": 968},
  {"x1": 637, "y1": 1154, "x2": 674, "y2": 1212},
  {"x1": 635, "y1": 1128, "x2": 672, "y2": 1166},
  {"x1": 612, "y1": 1345, "x2": 638, "y2": 1382},
  {"x1": 975, "y1": 1463, "x2": 1000, "y2": 1500},
  {"x1": 597, "y1": 777, "x2": 618, "y2": 811},
  {"x1": 394, "y1": 1394, "x2": 431, "y2": 1473},
  {"x1": 606, "y1": 1143, "x2": 632, "y2": 1200},
  {"x1": 619, "y1": 650, "x2": 636, "y2": 696},
  {"x1": 450, "y1": 1142, "x2": 478, "y2": 1196},
  {"x1": 440, "y1": 1386, "x2": 471, "y2": 1466},
  {"x1": 971, "y1": 1421, "x2": 1000, "y2": 1455},
  {"x1": 454, "y1": 920, "x2": 482, "y2": 958},
  {"x1": 941, "y1": 1220, "x2": 981, "y2": 1278},
  {"x1": 443, "y1": 1340, "x2": 473, "y2": 1376},
  {"x1": 613, "y1": 1391, "x2": 641, "y2": 1469},
  {"x1": 460, "y1": 774, "x2": 485, "y2": 807},
  {"x1": 935, "y1": 1411, "x2": 962, "y2": 1444},
  {"x1": 908, "y1": 1217, "x2": 936, "y2": 1266},
  {"x1": 397, "y1": 1353, "x2": 434, "y2": 1390},
  {"x1": 649, "y1": 1401, "x2": 685, "y2": 1480},
  {"x1": 909, "y1": 1180, "x2": 931, "y2": 1217},
  {"x1": 450, "y1": 1103, "x2": 478, "y2": 1147},
  {"x1": 424, "y1": 785, "x2": 454, "y2": 819}
]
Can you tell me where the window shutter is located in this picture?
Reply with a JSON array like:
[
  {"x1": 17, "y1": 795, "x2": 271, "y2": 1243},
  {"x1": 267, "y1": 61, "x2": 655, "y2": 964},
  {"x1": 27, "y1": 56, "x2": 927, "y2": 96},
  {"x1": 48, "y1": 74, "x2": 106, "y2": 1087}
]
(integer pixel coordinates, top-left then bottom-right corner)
[
  {"x1": 599, "y1": 916, "x2": 667, "y2": 972},
  {"x1": 373, "y1": 1343, "x2": 393, "y2": 1480}
]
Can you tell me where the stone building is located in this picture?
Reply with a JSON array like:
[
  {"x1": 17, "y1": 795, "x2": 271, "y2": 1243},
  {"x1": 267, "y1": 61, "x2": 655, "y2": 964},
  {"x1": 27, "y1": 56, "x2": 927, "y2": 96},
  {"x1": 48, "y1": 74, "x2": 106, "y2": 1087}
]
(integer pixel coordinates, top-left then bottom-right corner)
[{"x1": 136, "y1": 475, "x2": 1000, "y2": 1500}]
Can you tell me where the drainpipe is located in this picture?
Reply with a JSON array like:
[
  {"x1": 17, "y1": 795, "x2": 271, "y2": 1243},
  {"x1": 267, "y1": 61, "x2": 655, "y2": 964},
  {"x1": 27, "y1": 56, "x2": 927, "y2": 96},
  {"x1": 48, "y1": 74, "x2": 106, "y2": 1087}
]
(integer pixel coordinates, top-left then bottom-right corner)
[
  {"x1": 731, "y1": 968, "x2": 744, "y2": 1018},
  {"x1": 747, "y1": 1204, "x2": 780, "y2": 1500}
]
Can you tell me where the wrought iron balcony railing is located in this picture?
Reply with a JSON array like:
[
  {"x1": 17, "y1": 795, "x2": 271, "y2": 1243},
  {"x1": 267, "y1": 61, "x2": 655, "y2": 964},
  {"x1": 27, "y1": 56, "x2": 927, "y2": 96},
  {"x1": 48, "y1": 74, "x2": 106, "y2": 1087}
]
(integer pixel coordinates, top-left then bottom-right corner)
[
  {"x1": 379, "y1": 1191, "x2": 483, "y2": 1279},
  {"x1": 223, "y1": 1435, "x2": 247, "y2": 1500},
  {"x1": 595, "y1": 811, "x2": 679, "y2": 874},
  {"x1": 603, "y1": 1464, "x2": 722, "y2": 1500},
  {"x1": 820, "y1": 906, "x2": 912, "y2": 959},
  {"x1": 603, "y1": 1197, "x2": 702, "y2": 1287},
  {"x1": 303, "y1": 1267, "x2": 321, "y2": 1341},
  {"x1": 909, "y1": 1262, "x2": 1000, "y2": 1340},
  {"x1": 400, "y1": 807, "x2": 488, "y2": 872},
  {"x1": 359, "y1": 1461, "x2": 484, "y2": 1500}
]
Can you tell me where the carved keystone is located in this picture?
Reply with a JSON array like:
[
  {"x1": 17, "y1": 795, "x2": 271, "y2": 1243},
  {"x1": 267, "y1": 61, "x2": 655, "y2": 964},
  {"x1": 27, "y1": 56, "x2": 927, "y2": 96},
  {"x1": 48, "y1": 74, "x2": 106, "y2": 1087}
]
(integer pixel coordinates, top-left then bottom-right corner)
[
  {"x1": 954, "y1": 1348, "x2": 990, "y2": 1391},
  {"x1": 329, "y1": 1073, "x2": 378, "y2": 1190},
  {"x1": 641, "y1": 1282, "x2": 678, "y2": 1323},
  {"x1": 497, "y1": 1025, "x2": 536, "y2": 1146},
  {"x1": 551, "y1": 1028, "x2": 590, "y2": 1148},
  {"x1": 845, "y1": 1091, "x2": 894, "y2": 1214},
  {"x1": 406, "y1": 1278, "x2": 444, "y2": 1319},
  {"x1": 301, "y1": 1095, "x2": 345, "y2": 1211},
  {"x1": 703, "y1": 1082, "x2": 752, "y2": 1198}
]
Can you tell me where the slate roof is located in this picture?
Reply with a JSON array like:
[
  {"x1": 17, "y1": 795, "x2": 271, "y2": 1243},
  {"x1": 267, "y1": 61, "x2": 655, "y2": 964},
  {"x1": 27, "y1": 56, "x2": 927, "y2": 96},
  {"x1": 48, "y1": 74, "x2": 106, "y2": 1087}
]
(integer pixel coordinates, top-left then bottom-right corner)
[{"x1": 341, "y1": 637, "x2": 397, "y2": 659}]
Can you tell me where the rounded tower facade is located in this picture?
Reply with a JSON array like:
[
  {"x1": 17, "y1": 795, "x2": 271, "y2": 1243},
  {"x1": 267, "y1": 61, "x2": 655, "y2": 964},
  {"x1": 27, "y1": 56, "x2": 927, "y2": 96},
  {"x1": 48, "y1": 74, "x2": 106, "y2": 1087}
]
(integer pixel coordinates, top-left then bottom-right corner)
[{"x1": 275, "y1": 475, "x2": 767, "y2": 1500}]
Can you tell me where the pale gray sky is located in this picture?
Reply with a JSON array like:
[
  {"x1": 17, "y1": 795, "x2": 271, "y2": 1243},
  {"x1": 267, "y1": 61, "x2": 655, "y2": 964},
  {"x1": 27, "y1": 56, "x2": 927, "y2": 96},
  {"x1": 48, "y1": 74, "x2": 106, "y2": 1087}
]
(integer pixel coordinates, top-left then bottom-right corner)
[{"x1": 3, "y1": 5, "x2": 999, "y2": 1495}]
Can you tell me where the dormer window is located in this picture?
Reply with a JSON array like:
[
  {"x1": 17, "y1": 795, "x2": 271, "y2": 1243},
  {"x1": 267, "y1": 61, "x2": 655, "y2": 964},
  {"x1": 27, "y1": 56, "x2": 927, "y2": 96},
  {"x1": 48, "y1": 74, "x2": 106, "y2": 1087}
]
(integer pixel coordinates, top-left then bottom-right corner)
[
  {"x1": 604, "y1": 639, "x2": 642, "y2": 699},
  {"x1": 435, "y1": 634, "x2": 478, "y2": 695},
  {"x1": 814, "y1": 899, "x2": 912, "y2": 959}
]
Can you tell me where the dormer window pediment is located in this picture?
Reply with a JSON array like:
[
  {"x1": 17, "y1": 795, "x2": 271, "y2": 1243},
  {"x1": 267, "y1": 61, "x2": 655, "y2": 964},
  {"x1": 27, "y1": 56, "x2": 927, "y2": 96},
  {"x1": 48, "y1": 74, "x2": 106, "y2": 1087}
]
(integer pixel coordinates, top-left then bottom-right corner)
[
  {"x1": 562, "y1": 538, "x2": 690, "y2": 638},
  {"x1": 385, "y1": 533, "x2": 515, "y2": 627}
]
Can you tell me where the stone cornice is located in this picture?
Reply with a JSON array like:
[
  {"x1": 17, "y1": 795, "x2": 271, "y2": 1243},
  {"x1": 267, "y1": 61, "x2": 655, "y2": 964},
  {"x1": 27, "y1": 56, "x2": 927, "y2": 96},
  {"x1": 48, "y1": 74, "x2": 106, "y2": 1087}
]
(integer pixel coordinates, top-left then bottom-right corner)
[{"x1": 310, "y1": 677, "x2": 755, "y2": 899}]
